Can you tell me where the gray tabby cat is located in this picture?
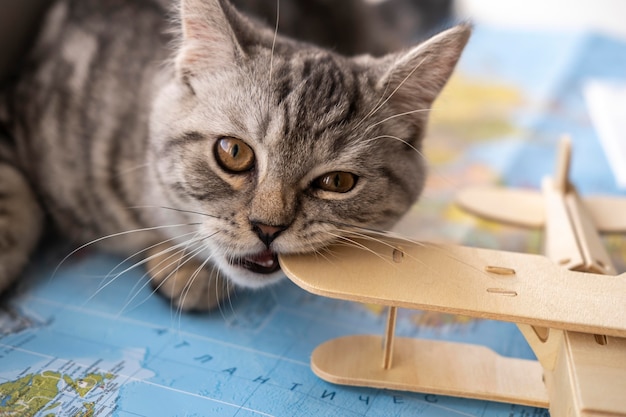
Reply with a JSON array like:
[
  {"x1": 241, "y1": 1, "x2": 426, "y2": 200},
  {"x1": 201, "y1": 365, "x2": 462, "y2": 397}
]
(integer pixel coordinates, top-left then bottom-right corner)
[{"x1": 0, "y1": 0, "x2": 469, "y2": 310}]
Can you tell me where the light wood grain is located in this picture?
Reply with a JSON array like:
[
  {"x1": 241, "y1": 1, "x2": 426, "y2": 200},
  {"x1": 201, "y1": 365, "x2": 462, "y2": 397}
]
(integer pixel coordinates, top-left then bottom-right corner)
[
  {"x1": 456, "y1": 186, "x2": 546, "y2": 228},
  {"x1": 554, "y1": 135, "x2": 572, "y2": 192},
  {"x1": 280, "y1": 239, "x2": 626, "y2": 337},
  {"x1": 382, "y1": 307, "x2": 397, "y2": 370},
  {"x1": 311, "y1": 335, "x2": 549, "y2": 407},
  {"x1": 542, "y1": 177, "x2": 586, "y2": 270},
  {"x1": 457, "y1": 187, "x2": 626, "y2": 232},
  {"x1": 546, "y1": 332, "x2": 626, "y2": 417},
  {"x1": 565, "y1": 188, "x2": 616, "y2": 274}
]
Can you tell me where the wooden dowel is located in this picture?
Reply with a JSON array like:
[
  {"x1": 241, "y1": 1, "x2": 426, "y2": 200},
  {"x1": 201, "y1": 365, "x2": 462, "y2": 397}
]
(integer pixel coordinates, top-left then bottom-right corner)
[
  {"x1": 554, "y1": 135, "x2": 572, "y2": 192},
  {"x1": 382, "y1": 306, "x2": 398, "y2": 369}
]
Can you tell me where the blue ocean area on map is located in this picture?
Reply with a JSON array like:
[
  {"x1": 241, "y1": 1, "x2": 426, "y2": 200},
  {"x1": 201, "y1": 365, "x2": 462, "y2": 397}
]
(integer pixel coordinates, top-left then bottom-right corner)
[
  {"x1": 2, "y1": 24, "x2": 625, "y2": 416},
  {"x1": 3, "y1": 250, "x2": 537, "y2": 417}
]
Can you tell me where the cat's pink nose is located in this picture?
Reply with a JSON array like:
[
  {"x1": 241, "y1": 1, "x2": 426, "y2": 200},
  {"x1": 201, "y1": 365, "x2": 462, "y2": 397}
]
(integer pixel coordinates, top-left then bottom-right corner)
[{"x1": 251, "y1": 222, "x2": 287, "y2": 247}]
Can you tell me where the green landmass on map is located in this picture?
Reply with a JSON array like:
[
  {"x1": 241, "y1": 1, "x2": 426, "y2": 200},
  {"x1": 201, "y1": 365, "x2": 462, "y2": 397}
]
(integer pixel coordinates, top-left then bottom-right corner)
[
  {"x1": 0, "y1": 371, "x2": 61, "y2": 416},
  {"x1": 76, "y1": 401, "x2": 96, "y2": 417},
  {"x1": 0, "y1": 370, "x2": 115, "y2": 416},
  {"x1": 43, "y1": 401, "x2": 61, "y2": 412},
  {"x1": 63, "y1": 372, "x2": 114, "y2": 397}
]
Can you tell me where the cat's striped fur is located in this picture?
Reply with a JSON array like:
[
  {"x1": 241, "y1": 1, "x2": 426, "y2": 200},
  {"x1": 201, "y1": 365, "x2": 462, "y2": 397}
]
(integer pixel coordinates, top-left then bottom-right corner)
[{"x1": 0, "y1": 0, "x2": 469, "y2": 309}]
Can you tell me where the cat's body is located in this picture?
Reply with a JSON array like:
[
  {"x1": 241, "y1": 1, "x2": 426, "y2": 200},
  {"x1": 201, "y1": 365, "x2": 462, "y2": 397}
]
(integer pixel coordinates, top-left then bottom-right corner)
[{"x1": 0, "y1": 0, "x2": 469, "y2": 309}]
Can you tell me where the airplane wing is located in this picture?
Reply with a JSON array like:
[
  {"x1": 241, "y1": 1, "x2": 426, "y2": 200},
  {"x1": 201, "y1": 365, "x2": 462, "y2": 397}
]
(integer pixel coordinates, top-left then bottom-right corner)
[
  {"x1": 279, "y1": 234, "x2": 626, "y2": 338},
  {"x1": 457, "y1": 186, "x2": 626, "y2": 232}
]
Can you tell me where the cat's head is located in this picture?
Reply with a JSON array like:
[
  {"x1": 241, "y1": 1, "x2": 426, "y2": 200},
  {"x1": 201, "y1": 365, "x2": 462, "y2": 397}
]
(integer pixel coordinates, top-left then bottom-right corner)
[{"x1": 149, "y1": 0, "x2": 470, "y2": 289}]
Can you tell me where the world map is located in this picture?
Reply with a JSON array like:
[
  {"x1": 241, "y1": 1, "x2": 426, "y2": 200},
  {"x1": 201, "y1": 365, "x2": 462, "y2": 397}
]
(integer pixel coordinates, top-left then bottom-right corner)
[{"x1": 2, "y1": 25, "x2": 625, "y2": 416}]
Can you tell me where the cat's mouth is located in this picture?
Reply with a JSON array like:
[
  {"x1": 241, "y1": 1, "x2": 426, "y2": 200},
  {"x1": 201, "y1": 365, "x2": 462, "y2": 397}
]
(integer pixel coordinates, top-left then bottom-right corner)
[{"x1": 229, "y1": 249, "x2": 280, "y2": 274}]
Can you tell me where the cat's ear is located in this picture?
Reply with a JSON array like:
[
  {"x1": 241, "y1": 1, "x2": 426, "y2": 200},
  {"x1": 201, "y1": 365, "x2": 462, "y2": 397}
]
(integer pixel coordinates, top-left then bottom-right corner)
[
  {"x1": 176, "y1": 0, "x2": 244, "y2": 80},
  {"x1": 378, "y1": 24, "x2": 471, "y2": 116}
]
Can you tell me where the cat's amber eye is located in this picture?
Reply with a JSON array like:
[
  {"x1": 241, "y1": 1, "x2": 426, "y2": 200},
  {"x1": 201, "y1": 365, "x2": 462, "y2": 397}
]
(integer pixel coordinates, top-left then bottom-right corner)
[
  {"x1": 314, "y1": 171, "x2": 358, "y2": 193},
  {"x1": 214, "y1": 137, "x2": 255, "y2": 173}
]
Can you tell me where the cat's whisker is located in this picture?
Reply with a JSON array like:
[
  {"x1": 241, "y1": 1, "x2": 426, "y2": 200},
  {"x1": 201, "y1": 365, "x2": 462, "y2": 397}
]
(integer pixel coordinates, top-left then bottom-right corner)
[
  {"x1": 337, "y1": 227, "x2": 433, "y2": 269},
  {"x1": 170, "y1": 231, "x2": 206, "y2": 289},
  {"x1": 372, "y1": 55, "x2": 429, "y2": 118},
  {"x1": 97, "y1": 236, "x2": 205, "y2": 312},
  {"x1": 176, "y1": 244, "x2": 214, "y2": 327},
  {"x1": 266, "y1": 0, "x2": 280, "y2": 114},
  {"x1": 115, "y1": 247, "x2": 191, "y2": 317},
  {"x1": 312, "y1": 246, "x2": 342, "y2": 269},
  {"x1": 316, "y1": 248, "x2": 335, "y2": 264},
  {"x1": 316, "y1": 219, "x2": 391, "y2": 239},
  {"x1": 115, "y1": 162, "x2": 150, "y2": 177},
  {"x1": 213, "y1": 265, "x2": 228, "y2": 322},
  {"x1": 325, "y1": 231, "x2": 396, "y2": 268},
  {"x1": 364, "y1": 108, "x2": 432, "y2": 132},
  {"x1": 355, "y1": 55, "x2": 429, "y2": 131},
  {"x1": 220, "y1": 263, "x2": 237, "y2": 320},
  {"x1": 103, "y1": 230, "x2": 200, "y2": 281},
  {"x1": 361, "y1": 133, "x2": 459, "y2": 191},
  {"x1": 214, "y1": 264, "x2": 234, "y2": 324},
  {"x1": 105, "y1": 233, "x2": 208, "y2": 290},
  {"x1": 122, "y1": 240, "x2": 212, "y2": 317},
  {"x1": 111, "y1": 230, "x2": 218, "y2": 315},
  {"x1": 82, "y1": 231, "x2": 203, "y2": 307},
  {"x1": 127, "y1": 205, "x2": 218, "y2": 219},
  {"x1": 362, "y1": 134, "x2": 425, "y2": 160},
  {"x1": 332, "y1": 230, "x2": 404, "y2": 257},
  {"x1": 331, "y1": 222, "x2": 426, "y2": 247},
  {"x1": 51, "y1": 223, "x2": 202, "y2": 281},
  {"x1": 226, "y1": 284, "x2": 236, "y2": 319},
  {"x1": 338, "y1": 228, "x2": 400, "y2": 247},
  {"x1": 181, "y1": 243, "x2": 230, "y2": 322},
  {"x1": 142, "y1": 233, "x2": 206, "y2": 314},
  {"x1": 151, "y1": 245, "x2": 207, "y2": 306},
  {"x1": 408, "y1": 239, "x2": 501, "y2": 280},
  {"x1": 330, "y1": 222, "x2": 497, "y2": 281},
  {"x1": 317, "y1": 238, "x2": 396, "y2": 270},
  {"x1": 352, "y1": 74, "x2": 393, "y2": 132}
]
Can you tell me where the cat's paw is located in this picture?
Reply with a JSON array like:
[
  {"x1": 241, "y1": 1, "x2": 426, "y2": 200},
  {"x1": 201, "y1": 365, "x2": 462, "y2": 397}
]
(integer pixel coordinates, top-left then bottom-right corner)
[
  {"x1": 145, "y1": 243, "x2": 234, "y2": 311},
  {"x1": 0, "y1": 164, "x2": 44, "y2": 294}
]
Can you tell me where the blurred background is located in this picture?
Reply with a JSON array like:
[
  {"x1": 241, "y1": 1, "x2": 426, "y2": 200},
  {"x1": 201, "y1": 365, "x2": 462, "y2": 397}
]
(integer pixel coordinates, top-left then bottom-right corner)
[
  {"x1": 455, "y1": 0, "x2": 626, "y2": 40},
  {"x1": 0, "y1": 0, "x2": 626, "y2": 80}
]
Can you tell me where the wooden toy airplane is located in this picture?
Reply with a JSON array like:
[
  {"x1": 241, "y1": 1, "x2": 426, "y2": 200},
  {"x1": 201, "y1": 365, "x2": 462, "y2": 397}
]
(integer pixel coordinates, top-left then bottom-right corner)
[{"x1": 279, "y1": 138, "x2": 626, "y2": 417}]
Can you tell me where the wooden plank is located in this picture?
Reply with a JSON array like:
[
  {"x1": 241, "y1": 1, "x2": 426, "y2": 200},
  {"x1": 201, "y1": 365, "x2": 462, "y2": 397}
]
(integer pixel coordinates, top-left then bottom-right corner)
[
  {"x1": 279, "y1": 236, "x2": 626, "y2": 337},
  {"x1": 311, "y1": 335, "x2": 549, "y2": 408},
  {"x1": 456, "y1": 187, "x2": 626, "y2": 233},
  {"x1": 585, "y1": 196, "x2": 626, "y2": 232},
  {"x1": 566, "y1": 190, "x2": 617, "y2": 274},
  {"x1": 554, "y1": 135, "x2": 572, "y2": 192},
  {"x1": 456, "y1": 186, "x2": 545, "y2": 228},
  {"x1": 542, "y1": 178, "x2": 586, "y2": 271},
  {"x1": 546, "y1": 332, "x2": 626, "y2": 417},
  {"x1": 382, "y1": 307, "x2": 397, "y2": 370}
]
